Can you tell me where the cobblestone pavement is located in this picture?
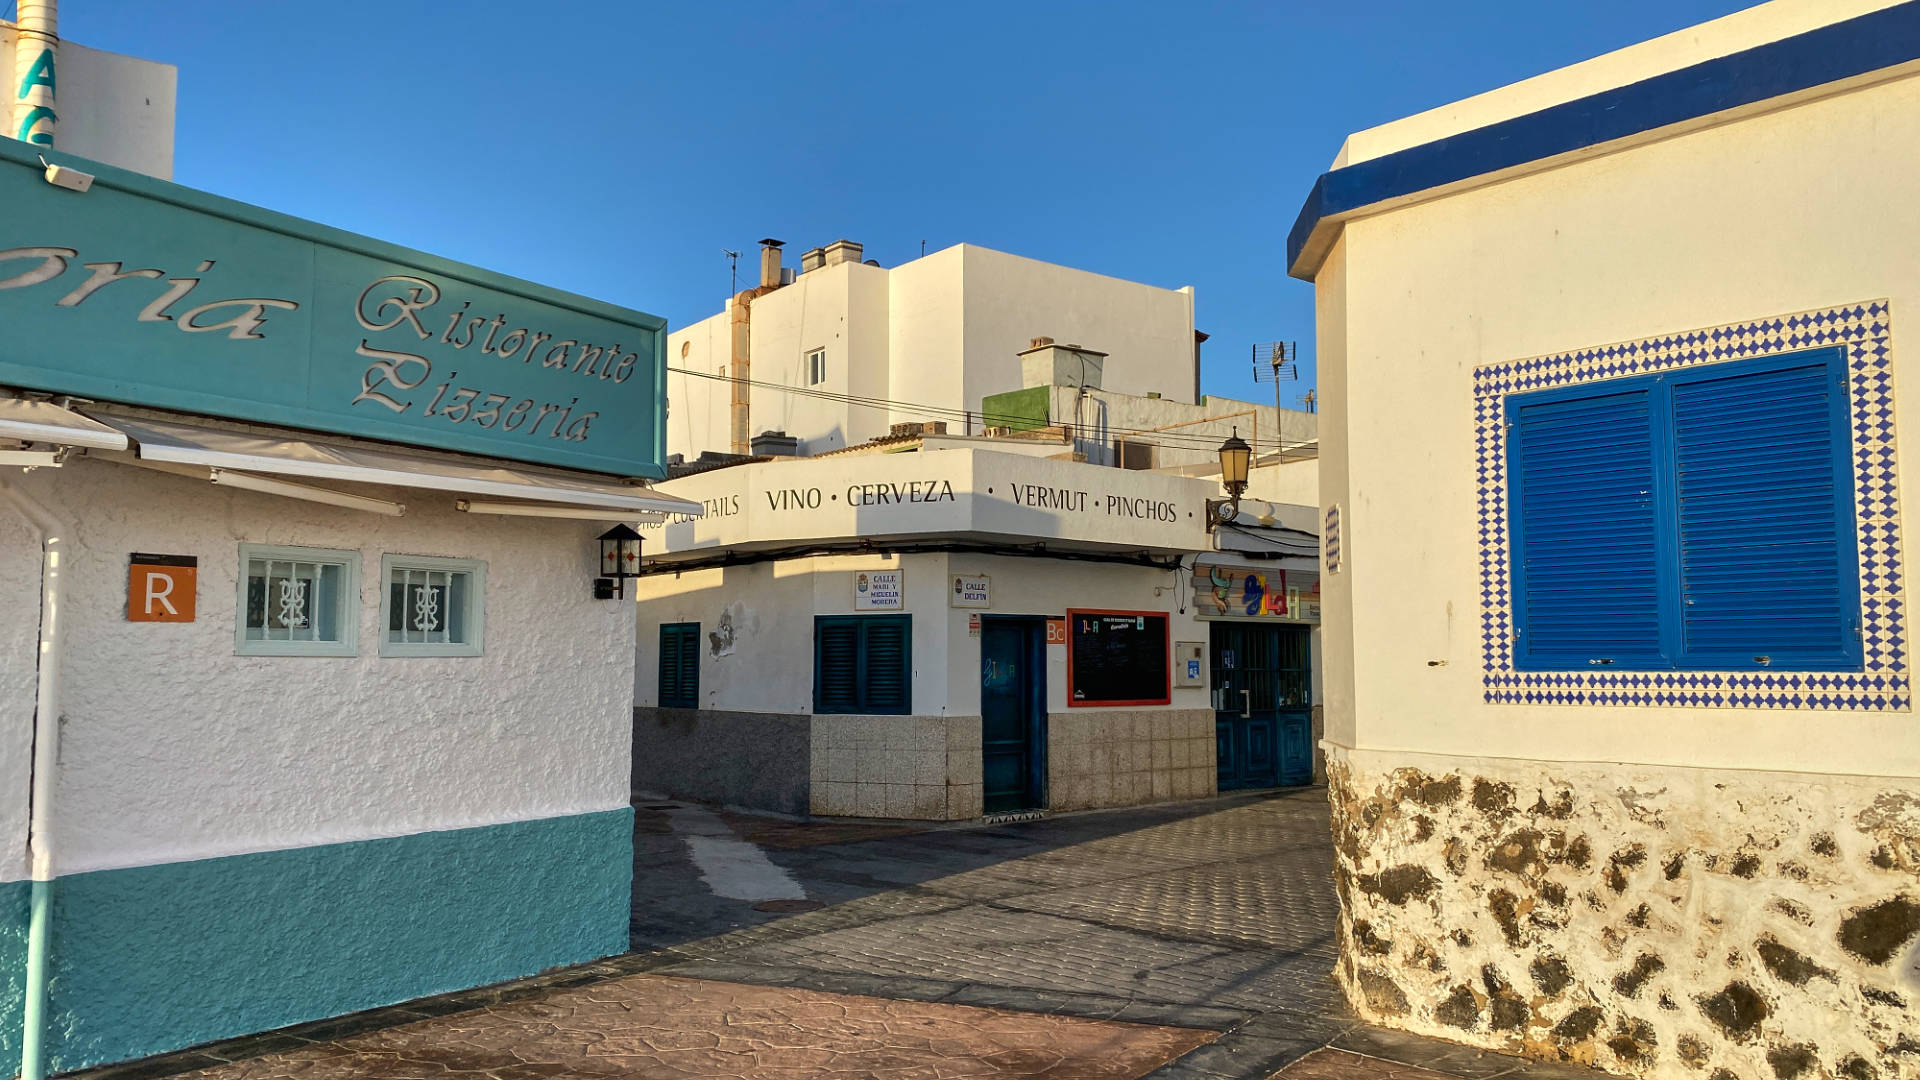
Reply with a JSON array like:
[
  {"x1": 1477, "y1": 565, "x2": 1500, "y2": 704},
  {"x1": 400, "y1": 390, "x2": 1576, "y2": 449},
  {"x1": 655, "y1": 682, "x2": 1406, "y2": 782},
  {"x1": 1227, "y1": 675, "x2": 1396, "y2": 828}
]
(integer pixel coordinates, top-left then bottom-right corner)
[
  {"x1": 74, "y1": 790, "x2": 1612, "y2": 1080},
  {"x1": 1269, "y1": 1049, "x2": 1458, "y2": 1079},
  {"x1": 156, "y1": 974, "x2": 1214, "y2": 1080}
]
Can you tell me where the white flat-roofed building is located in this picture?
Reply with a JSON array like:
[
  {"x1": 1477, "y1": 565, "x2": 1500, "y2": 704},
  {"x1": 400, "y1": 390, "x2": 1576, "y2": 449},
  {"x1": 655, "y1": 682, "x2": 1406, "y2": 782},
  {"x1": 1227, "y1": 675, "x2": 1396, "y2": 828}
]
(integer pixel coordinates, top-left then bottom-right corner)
[{"x1": 1291, "y1": 0, "x2": 1920, "y2": 1074}]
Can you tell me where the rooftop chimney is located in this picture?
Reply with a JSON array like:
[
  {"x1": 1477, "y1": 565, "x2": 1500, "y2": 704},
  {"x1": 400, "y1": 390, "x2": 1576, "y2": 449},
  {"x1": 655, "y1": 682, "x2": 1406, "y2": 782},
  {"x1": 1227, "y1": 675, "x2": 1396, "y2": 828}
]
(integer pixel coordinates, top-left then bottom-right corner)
[
  {"x1": 800, "y1": 247, "x2": 826, "y2": 274},
  {"x1": 750, "y1": 430, "x2": 801, "y2": 457},
  {"x1": 1018, "y1": 340, "x2": 1107, "y2": 391},
  {"x1": 823, "y1": 239, "x2": 863, "y2": 267},
  {"x1": 758, "y1": 238, "x2": 784, "y2": 289}
]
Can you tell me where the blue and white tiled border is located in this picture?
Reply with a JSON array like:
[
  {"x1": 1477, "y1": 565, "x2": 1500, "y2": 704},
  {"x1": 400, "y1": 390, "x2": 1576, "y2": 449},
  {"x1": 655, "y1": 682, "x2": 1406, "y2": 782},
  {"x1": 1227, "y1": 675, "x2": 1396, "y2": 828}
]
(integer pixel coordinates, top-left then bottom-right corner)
[{"x1": 1475, "y1": 301, "x2": 1907, "y2": 710}]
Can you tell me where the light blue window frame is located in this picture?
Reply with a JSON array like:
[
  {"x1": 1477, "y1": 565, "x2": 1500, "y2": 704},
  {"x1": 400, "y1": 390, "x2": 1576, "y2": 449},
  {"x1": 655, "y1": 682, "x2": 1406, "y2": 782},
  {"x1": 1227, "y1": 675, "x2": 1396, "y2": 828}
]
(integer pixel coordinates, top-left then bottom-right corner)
[
  {"x1": 378, "y1": 553, "x2": 486, "y2": 658},
  {"x1": 1507, "y1": 347, "x2": 1862, "y2": 672}
]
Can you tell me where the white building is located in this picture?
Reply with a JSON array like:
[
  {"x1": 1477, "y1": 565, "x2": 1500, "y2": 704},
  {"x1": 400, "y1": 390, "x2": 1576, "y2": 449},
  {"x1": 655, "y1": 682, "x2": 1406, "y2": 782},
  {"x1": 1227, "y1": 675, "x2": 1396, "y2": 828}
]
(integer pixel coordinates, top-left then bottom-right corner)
[
  {"x1": 1294, "y1": 0, "x2": 1920, "y2": 1075},
  {"x1": 2, "y1": 15, "x2": 174, "y2": 178},
  {"x1": 0, "y1": 113, "x2": 691, "y2": 1077},
  {"x1": 631, "y1": 436, "x2": 1325, "y2": 820},
  {"x1": 667, "y1": 241, "x2": 1209, "y2": 458},
  {"x1": 640, "y1": 241, "x2": 1327, "y2": 821}
]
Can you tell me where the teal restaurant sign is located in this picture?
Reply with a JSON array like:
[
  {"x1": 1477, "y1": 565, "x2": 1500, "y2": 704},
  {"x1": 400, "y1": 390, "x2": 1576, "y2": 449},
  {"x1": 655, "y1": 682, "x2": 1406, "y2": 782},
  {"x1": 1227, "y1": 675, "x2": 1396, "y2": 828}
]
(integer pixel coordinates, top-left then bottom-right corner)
[{"x1": 0, "y1": 140, "x2": 667, "y2": 477}]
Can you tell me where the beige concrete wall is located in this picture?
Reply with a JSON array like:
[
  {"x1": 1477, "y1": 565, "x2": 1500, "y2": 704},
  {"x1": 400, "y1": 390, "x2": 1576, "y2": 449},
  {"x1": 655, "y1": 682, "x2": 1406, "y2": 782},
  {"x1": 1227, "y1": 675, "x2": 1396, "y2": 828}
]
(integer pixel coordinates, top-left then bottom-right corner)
[
  {"x1": 633, "y1": 553, "x2": 938, "y2": 715},
  {"x1": 959, "y1": 245, "x2": 1197, "y2": 410},
  {"x1": 1248, "y1": 458, "x2": 1319, "y2": 510},
  {"x1": 664, "y1": 309, "x2": 733, "y2": 461},
  {"x1": 665, "y1": 243, "x2": 1204, "y2": 457},
  {"x1": 809, "y1": 714, "x2": 982, "y2": 821},
  {"x1": 1048, "y1": 709, "x2": 1216, "y2": 811},
  {"x1": 746, "y1": 260, "x2": 894, "y2": 455}
]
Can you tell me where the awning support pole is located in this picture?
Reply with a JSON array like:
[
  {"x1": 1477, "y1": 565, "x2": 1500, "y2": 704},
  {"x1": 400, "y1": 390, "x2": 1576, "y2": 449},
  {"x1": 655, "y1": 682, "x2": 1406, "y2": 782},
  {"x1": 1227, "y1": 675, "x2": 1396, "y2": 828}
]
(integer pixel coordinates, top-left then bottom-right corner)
[{"x1": 1, "y1": 475, "x2": 70, "y2": 1080}]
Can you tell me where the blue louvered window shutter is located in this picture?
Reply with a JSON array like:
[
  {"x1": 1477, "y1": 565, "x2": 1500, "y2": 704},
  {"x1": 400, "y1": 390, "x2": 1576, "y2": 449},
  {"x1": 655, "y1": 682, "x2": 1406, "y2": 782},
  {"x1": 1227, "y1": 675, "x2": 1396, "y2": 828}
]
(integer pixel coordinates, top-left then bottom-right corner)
[
  {"x1": 1670, "y1": 350, "x2": 1860, "y2": 669},
  {"x1": 1506, "y1": 346, "x2": 1861, "y2": 672},
  {"x1": 1509, "y1": 388, "x2": 1666, "y2": 668}
]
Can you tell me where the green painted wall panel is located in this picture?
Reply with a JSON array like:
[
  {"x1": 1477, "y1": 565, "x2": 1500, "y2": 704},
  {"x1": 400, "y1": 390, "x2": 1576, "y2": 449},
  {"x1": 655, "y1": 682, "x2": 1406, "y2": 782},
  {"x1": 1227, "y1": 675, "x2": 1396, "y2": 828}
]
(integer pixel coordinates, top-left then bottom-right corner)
[
  {"x1": 980, "y1": 386, "x2": 1050, "y2": 433},
  {"x1": 10, "y1": 807, "x2": 631, "y2": 1075}
]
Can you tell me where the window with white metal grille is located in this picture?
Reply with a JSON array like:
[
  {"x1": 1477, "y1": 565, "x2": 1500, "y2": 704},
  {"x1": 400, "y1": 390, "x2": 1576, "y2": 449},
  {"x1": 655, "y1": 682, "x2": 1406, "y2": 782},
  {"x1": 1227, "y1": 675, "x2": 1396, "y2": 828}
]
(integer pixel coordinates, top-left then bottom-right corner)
[
  {"x1": 806, "y1": 348, "x2": 826, "y2": 386},
  {"x1": 236, "y1": 544, "x2": 359, "y2": 657},
  {"x1": 379, "y1": 554, "x2": 485, "y2": 657}
]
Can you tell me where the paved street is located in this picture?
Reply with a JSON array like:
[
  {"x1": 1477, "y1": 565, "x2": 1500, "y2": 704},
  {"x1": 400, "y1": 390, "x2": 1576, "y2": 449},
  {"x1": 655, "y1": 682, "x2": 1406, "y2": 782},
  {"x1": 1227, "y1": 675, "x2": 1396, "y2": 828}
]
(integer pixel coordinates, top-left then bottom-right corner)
[{"x1": 73, "y1": 791, "x2": 1609, "y2": 1080}]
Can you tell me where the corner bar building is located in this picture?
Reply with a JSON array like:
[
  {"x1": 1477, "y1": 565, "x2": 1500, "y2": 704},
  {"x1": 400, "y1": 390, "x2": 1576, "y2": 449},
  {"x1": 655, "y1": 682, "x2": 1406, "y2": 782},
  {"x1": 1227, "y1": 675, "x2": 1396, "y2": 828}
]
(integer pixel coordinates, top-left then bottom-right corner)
[
  {"x1": 0, "y1": 138, "x2": 697, "y2": 1073},
  {"x1": 631, "y1": 445, "x2": 1325, "y2": 820}
]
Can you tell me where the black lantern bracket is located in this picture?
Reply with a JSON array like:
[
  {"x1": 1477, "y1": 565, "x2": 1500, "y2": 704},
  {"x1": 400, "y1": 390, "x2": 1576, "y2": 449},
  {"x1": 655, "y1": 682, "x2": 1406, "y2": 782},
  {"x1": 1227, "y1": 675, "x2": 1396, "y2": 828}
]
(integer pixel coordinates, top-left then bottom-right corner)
[
  {"x1": 1207, "y1": 428, "x2": 1253, "y2": 533},
  {"x1": 597, "y1": 524, "x2": 645, "y2": 599}
]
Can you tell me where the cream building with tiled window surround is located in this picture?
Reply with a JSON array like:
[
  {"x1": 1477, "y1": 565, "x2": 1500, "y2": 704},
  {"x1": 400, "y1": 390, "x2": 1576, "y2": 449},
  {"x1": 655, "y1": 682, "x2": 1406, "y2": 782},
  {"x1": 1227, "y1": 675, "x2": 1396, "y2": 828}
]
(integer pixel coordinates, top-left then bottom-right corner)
[{"x1": 1293, "y1": 1, "x2": 1920, "y2": 1075}]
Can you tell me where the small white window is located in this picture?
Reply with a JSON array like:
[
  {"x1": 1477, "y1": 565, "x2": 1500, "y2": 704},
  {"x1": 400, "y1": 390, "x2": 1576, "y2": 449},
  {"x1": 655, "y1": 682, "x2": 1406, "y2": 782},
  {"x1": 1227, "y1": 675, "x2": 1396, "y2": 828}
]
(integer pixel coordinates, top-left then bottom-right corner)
[
  {"x1": 806, "y1": 348, "x2": 826, "y2": 386},
  {"x1": 380, "y1": 554, "x2": 485, "y2": 657},
  {"x1": 236, "y1": 544, "x2": 360, "y2": 657}
]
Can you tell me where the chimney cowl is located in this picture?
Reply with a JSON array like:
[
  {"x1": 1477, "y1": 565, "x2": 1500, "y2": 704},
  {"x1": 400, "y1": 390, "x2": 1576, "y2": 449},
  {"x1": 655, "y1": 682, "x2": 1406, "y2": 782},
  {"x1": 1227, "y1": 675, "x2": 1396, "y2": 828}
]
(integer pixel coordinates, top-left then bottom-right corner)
[
  {"x1": 823, "y1": 239, "x2": 864, "y2": 267},
  {"x1": 750, "y1": 429, "x2": 802, "y2": 457},
  {"x1": 1029, "y1": 336, "x2": 1055, "y2": 349},
  {"x1": 758, "y1": 241, "x2": 784, "y2": 290}
]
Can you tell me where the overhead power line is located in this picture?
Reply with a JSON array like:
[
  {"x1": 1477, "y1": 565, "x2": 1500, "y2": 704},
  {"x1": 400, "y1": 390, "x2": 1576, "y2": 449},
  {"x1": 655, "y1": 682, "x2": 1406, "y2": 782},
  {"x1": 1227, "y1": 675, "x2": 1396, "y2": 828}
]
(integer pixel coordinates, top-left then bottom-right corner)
[{"x1": 666, "y1": 366, "x2": 1316, "y2": 456}]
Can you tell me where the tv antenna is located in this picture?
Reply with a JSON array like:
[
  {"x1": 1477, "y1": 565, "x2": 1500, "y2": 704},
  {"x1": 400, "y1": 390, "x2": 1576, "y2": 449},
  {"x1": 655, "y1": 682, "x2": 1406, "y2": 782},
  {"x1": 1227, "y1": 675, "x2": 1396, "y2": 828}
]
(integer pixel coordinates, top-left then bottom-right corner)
[
  {"x1": 1252, "y1": 341, "x2": 1300, "y2": 412},
  {"x1": 723, "y1": 248, "x2": 741, "y2": 295}
]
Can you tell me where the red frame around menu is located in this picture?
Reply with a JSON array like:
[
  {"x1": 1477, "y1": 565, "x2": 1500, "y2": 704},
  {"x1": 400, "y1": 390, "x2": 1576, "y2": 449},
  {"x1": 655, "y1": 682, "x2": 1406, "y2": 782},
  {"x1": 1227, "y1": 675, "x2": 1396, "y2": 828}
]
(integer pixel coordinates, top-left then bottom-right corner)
[{"x1": 1064, "y1": 608, "x2": 1172, "y2": 707}]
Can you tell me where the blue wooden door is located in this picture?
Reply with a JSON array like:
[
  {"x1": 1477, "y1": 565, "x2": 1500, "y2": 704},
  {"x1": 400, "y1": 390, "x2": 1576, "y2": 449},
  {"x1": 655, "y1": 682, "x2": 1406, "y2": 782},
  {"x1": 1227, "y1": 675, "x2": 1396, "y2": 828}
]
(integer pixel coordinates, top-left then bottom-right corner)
[
  {"x1": 1212, "y1": 623, "x2": 1313, "y2": 789},
  {"x1": 981, "y1": 617, "x2": 1045, "y2": 813}
]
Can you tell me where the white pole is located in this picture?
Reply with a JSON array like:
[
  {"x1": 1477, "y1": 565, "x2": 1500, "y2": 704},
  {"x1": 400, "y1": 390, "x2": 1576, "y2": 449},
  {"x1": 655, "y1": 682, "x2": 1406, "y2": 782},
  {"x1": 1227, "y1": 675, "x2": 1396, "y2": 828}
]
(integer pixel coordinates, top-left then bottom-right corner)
[
  {"x1": 0, "y1": 474, "x2": 69, "y2": 1080},
  {"x1": 11, "y1": 0, "x2": 58, "y2": 147}
]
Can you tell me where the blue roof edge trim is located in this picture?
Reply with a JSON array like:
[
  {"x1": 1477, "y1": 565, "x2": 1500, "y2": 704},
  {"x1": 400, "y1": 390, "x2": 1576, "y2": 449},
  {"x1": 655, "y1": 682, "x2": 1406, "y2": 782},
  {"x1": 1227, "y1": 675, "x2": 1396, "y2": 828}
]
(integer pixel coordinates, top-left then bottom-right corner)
[{"x1": 1286, "y1": 0, "x2": 1920, "y2": 281}]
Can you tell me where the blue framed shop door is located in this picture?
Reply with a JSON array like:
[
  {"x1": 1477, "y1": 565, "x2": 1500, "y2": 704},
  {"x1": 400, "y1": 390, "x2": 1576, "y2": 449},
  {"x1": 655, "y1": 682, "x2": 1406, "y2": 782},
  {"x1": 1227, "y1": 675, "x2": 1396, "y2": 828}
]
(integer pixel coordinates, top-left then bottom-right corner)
[
  {"x1": 1211, "y1": 622, "x2": 1313, "y2": 789},
  {"x1": 981, "y1": 616, "x2": 1047, "y2": 813}
]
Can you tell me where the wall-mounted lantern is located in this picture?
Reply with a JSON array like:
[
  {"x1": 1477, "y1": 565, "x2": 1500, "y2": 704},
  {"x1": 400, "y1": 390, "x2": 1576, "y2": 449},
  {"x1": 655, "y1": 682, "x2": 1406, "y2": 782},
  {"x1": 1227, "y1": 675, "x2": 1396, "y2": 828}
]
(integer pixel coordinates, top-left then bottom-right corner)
[
  {"x1": 1206, "y1": 428, "x2": 1252, "y2": 532},
  {"x1": 596, "y1": 524, "x2": 643, "y2": 598}
]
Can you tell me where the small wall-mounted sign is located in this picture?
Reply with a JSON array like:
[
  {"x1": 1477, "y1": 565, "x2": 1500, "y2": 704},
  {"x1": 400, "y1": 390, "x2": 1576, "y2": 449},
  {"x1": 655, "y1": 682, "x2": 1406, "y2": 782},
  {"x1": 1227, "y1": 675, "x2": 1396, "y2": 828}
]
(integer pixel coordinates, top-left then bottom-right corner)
[
  {"x1": 854, "y1": 569, "x2": 904, "y2": 610},
  {"x1": 128, "y1": 553, "x2": 197, "y2": 622},
  {"x1": 1045, "y1": 617, "x2": 1067, "y2": 645},
  {"x1": 950, "y1": 574, "x2": 990, "y2": 608},
  {"x1": 968, "y1": 613, "x2": 981, "y2": 637},
  {"x1": 1174, "y1": 641, "x2": 1205, "y2": 687}
]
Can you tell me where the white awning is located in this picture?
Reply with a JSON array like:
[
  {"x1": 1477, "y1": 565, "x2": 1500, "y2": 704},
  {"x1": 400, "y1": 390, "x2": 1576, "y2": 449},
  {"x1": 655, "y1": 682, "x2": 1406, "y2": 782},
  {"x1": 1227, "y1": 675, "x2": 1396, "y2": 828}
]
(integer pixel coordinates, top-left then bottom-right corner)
[
  {"x1": 0, "y1": 396, "x2": 130, "y2": 451},
  {"x1": 96, "y1": 414, "x2": 701, "y2": 516}
]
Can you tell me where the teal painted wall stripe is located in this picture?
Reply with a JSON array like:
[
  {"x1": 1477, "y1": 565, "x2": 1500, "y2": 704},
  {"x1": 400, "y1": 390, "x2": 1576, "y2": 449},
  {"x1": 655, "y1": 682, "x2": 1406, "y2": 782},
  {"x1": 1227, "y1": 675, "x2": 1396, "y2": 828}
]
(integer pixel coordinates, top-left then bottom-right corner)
[
  {"x1": 3, "y1": 806, "x2": 632, "y2": 1075},
  {"x1": 1, "y1": 879, "x2": 24, "y2": 1071}
]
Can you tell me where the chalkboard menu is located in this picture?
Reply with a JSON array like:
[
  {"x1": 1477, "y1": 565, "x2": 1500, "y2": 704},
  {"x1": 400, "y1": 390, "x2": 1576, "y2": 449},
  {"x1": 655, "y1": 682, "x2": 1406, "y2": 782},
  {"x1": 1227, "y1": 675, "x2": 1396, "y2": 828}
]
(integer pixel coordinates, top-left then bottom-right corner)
[{"x1": 1067, "y1": 609, "x2": 1170, "y2": 706}]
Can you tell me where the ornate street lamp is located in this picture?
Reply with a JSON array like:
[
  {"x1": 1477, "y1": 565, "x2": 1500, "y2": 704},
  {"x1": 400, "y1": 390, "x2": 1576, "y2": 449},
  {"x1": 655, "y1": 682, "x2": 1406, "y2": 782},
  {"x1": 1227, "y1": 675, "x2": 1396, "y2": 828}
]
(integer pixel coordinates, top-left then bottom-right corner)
[
  {"x1": 596, "y1": 524, "x2": 644, "y2": 598},
  {"x1": 1207, "y1": 428, "x2": 1252, "y2": 531}
]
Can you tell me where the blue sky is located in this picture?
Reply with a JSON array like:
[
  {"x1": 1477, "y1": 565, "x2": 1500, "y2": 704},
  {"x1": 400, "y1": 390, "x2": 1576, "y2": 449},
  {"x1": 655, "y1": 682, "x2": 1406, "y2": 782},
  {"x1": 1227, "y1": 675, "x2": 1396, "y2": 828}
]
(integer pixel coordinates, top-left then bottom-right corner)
[{"x1": 61, "y1": 1, "x2": 1750, "y2": 408}]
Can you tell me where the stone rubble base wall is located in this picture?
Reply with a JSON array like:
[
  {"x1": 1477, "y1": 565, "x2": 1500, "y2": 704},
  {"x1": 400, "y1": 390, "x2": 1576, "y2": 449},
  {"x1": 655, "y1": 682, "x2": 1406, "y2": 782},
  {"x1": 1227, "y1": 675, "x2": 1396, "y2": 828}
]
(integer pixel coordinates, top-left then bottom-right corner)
[{"x1": 1326, "y1": 746, "x2": 1919, "y2": 1080}]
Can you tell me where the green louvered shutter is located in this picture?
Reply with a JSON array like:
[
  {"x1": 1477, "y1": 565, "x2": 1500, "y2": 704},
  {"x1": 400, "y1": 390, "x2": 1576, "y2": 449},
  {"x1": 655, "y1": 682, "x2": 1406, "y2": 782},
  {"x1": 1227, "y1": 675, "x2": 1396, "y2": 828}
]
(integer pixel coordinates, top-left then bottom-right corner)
[
  {"x1": 814, "y1": 618, "x2": 861, "y2": 713},
  {"x1": 860, "y1": 616, "x2": 912, "y2": 714},
  {"x1": 658, "y1": 623, "x2": 699, "y2": 708}
]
